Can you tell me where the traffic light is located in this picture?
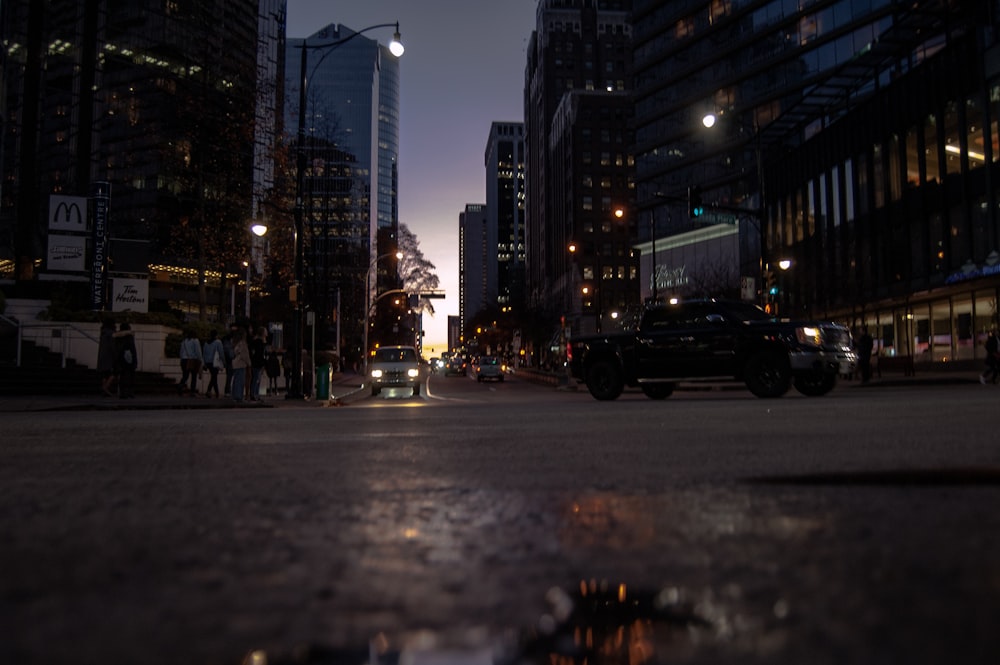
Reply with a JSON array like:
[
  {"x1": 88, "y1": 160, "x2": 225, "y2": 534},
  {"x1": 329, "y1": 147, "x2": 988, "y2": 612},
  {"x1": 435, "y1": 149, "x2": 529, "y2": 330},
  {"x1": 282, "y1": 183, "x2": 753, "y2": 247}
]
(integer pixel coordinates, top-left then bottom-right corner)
[
  {"x1": 687, "y1": 186, "x2": 704, "y2": 219},
  {"x1": 767, "y1": 271, "x2": 779, "y2": 297}
]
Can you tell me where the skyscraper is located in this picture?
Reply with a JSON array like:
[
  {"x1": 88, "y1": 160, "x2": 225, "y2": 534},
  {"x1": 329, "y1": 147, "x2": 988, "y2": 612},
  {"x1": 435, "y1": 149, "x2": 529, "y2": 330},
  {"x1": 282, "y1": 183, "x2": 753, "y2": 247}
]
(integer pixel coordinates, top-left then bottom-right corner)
[
  {"x1": 0, "y1": 0, "x2": 266, "y2": 318},
  {"x1": 284, "y1": 23, "x2": 402, "y2": 357},
  {"x1": 523, "y1": 0, "x2": 634, "y2": 333},
  {"x1": 485, "y1": 122, "x2": 526, "y2": 317}
]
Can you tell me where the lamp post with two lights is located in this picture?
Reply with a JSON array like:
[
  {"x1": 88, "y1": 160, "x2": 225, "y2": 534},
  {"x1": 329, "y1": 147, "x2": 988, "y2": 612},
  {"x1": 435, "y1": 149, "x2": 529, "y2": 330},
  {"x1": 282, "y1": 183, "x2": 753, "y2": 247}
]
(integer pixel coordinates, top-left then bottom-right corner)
[
  {"x1": 287, "y1": 23, "x2": 404, "y2": 399},
  {"x1": 700, "y1": 110, "x2": 768, "y2": 308}
]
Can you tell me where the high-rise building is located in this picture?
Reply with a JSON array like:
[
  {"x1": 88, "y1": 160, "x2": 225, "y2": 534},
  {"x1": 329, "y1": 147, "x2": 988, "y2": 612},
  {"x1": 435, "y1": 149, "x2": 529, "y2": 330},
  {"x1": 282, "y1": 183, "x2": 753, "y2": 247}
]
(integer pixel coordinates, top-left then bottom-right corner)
[
  {"x1": 284, "y1": 23, "x2": 402, "y2": 358},
  {"x1": 632, "y1": 0, "x2": 999, "y2": 368},
  {"x1": 458, "y1": 203, "x2": 488, "y2": 341},
  {"x1": 523, "y1": 0, "x2": 634, "y2": 333},
  {"x1": 485, "y1": 122, "x2": 526, "y2": 315},
  {"x1": 0, "y1": 1, "x2": 275, "y2": 319}
]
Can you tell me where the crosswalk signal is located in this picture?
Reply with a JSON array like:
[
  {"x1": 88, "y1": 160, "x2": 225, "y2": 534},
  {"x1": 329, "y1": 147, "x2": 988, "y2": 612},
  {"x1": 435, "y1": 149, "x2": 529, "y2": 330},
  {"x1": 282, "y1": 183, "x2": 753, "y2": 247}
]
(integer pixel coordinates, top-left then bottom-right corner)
[{"x1": 687, "y1": 186, "x2": 704, "y2": 219}]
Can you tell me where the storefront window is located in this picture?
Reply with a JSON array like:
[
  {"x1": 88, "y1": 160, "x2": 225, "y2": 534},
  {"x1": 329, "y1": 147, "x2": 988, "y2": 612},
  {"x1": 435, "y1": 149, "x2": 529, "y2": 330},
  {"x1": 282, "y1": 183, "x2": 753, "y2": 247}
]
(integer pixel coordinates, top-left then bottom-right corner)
[
  {"x1": 990, "y1": 85, "x2": 1000, "y2": 163},
  {"x1": 924, "y1": 113, "x2": 941, "y2": 183},
  {"x1": 964, "y1": 95, "x2": 986, "y2": 170},
  {"x1": 855, "y1": 152, "x2": 869, "y2": 215},
  {"x1": 888, "y1": 134, "x2": 902, "y2": 201},
  {"x1": 905, "y1": 126, "x2": 919, "y2": 187},
  {"x1": 912, "y1": 304, "x2": 932, "y2": 363},
  {"x1": 943, "y1": 100, "x2": 961, "y2": 176},
  {"x1": 929, "y1": 301, "x2": 953, "y2": 362},
  {"x1": 844, "y1": 158, "x2": 856, "y2": 222},
  {"x1": 975, "y1": 292, "x2": 999, "y2": 356},
  {"x1": 872, "y1": 143, "x2": 884, "y2": 208},
  {"x1": 953, "y1": 297, "x2": 975, "y2": 361}
]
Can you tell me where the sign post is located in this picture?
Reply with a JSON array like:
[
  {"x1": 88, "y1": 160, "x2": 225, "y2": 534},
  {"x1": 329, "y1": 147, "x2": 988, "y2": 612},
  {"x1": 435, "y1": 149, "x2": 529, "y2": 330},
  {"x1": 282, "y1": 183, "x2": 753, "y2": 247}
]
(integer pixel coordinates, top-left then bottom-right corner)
[{"x1": 90, "y1": 182, "x2": 111, "y2": 310}]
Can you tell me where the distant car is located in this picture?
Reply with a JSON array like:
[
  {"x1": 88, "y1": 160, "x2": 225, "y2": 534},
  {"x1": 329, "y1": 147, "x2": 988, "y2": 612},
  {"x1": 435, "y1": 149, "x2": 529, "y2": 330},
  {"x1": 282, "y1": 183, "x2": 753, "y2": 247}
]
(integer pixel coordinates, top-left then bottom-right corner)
[
  {"x1": 473, "y1": 356, "x2": 505, "y2": 382},
  {"x1": 445, "y1": 355, "x2": 467, "y2": 376},
  {"x1": 369, "y1": 345, "x2": 421, "y2": 396}
]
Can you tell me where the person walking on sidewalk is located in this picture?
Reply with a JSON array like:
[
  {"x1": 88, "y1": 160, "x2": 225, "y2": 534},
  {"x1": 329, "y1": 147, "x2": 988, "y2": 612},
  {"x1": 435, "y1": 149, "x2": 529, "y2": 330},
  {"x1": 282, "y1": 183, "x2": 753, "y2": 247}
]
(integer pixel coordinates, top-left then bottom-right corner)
[
  {"x1": 97, "y1": 318, "x2": 117, "y2": 396},
  {"x1": 249, "y1": 326, "x2": 267, "y2": 401},
  {"x1": 202, "y1": 330, "x2": 224, "y2": 398},
  {"x1": 230, "y1": 328, "x2": 251, "y2": 403},
  {"x1": 981, "y1": 327, "x2": 1000, "y2": 385},
  {"x1": 114, "y1": 323, "x2": 138, "y2": 399},
  {"x1": 177, "y1": 329, "x2": 202, "y2": 395}
]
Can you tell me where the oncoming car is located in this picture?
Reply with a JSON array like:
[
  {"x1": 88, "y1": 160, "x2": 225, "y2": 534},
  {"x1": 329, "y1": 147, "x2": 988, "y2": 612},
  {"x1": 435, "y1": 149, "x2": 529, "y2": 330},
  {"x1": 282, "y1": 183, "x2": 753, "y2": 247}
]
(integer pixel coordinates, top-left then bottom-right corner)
[{"x1": 369, "y1": 346, "x2": 421, "y2": 396}]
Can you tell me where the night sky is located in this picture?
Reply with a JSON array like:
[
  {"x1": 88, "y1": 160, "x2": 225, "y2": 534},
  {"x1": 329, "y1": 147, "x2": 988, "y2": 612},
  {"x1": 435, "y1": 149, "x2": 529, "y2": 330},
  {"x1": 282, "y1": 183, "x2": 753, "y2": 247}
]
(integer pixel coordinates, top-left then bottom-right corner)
[{"x1": 287, "y1": 0, "x2": 538, "y2": 353}]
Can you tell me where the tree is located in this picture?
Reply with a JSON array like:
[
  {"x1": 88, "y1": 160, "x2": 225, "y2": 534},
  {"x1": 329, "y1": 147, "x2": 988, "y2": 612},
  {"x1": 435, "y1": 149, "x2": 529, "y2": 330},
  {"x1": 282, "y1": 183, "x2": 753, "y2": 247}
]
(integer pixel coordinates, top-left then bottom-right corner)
[{"x1": 397, "y1": 223, "x2": 440, "y2": 315}]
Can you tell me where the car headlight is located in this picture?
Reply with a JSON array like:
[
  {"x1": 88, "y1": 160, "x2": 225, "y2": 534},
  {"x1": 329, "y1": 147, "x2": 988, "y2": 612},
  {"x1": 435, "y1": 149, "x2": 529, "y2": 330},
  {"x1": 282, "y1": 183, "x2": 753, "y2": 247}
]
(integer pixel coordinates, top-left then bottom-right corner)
[
  {"x1": 795, "y1": 326, "x2": 822, "y2": 346},
  {"x1": 407, "y1": 368, "x2": 419, "y2": 378},
  {"x1": 371, "y1": 369, "x2": 383, "y2": 378}
]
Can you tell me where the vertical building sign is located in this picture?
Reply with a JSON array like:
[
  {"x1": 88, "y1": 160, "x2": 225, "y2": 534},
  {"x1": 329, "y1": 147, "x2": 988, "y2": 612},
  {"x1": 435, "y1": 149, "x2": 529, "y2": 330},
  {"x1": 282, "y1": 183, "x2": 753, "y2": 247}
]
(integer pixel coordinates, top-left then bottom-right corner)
[{"x1": 90, "y1": 182, "x2": 111, "y2": 310}]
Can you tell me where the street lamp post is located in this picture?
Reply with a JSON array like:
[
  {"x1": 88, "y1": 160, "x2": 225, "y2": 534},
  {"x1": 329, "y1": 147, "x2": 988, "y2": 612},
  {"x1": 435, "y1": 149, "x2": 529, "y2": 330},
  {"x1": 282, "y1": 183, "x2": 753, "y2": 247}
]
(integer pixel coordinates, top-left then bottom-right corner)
[
  {"x1": 362, "y1": 251, "x2": 403, "y2": 370},
  {"x1": 701, "y1": 111, "x2": 767, "y2": 307},
  {"x1": 244, "y1": 222, "x2": 268, "y2": 318},
  {"x1": 287, "y1": 23, "x2": 403, "y2": 400}
]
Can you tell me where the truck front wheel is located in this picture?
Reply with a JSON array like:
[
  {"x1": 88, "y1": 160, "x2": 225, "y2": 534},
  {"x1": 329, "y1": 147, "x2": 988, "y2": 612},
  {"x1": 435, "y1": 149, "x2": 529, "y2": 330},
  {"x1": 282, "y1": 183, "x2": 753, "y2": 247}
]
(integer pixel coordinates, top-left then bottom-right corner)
[
  {"x1": 586, "y1": 360, "x2": 625, "y2": 400},
  {"x1": 794, "y1": 372, "x2": 836, "y2": 396},
  {"x1": 744, "y1": 351, "x2": 791, "y2": 398}
]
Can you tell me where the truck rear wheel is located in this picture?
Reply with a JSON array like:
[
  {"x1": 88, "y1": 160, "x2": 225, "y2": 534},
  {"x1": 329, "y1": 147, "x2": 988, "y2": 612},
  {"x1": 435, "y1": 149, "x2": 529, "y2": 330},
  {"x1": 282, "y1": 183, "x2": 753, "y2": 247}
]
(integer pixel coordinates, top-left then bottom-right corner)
[
  {"x1": 794, "y1": 372, "x2": 836, "y2": 396},
  {"x1": 586, "y1": 360, "x2": 625, "y2": 400},
  {"x1": 744, "y1": 351, "x2": 791, "y2": 398}
]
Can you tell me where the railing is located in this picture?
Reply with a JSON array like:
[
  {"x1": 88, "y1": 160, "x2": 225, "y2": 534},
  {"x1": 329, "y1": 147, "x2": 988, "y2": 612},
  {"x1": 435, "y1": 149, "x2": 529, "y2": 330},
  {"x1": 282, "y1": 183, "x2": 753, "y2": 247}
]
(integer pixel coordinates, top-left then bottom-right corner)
[{"x1": 16, "y1": 322, "x2": 100, "y2": 369}]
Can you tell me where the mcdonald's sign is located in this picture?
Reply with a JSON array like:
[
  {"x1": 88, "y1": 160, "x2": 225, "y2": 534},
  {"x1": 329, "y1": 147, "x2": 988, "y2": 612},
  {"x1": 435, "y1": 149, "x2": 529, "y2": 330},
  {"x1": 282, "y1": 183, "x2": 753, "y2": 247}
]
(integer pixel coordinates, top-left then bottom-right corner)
[{"x1": 48, "y1": 195, "x2": 87, "y2": 232}]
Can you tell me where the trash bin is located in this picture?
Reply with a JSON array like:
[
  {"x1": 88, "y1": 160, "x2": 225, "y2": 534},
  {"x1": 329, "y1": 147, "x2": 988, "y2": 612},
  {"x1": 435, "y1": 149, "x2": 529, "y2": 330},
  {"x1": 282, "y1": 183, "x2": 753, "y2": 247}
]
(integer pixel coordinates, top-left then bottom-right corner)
[{"x1": 315, "y1": 363, "x2": 332, "y2": 400}]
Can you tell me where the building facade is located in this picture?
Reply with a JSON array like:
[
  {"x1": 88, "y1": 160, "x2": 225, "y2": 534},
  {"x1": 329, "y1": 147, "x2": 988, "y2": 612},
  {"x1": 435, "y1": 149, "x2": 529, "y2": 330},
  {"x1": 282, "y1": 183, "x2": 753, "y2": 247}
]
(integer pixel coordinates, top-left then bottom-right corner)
[
  {"x1": 524, "y1": 0, "x2": 634, "y2": 332},
  {"x1": 1, "y1": 0, "x2": 276, "y2": 320},
  {"x1": 632, "y1": 0, "x2": 999, "y2": 368},
  {"x1": 485, "y1": 121, "x2": 526, "y2": 316},
  {"x1": 458, "y1": 203, "x2": 488, "y2": 342}
]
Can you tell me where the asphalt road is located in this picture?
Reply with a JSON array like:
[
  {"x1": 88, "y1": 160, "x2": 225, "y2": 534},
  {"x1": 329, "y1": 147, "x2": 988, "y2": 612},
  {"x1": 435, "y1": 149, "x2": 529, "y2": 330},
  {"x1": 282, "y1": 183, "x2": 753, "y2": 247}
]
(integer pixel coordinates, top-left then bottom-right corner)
[{"x1": 3, "y1": 374, "x2": 999, "y2": 664}]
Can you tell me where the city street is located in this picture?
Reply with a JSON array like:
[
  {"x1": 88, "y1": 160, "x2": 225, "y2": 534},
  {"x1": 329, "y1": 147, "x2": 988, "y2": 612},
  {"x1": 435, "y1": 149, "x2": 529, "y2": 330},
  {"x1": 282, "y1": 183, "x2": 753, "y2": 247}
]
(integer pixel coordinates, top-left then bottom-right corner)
[{"x1": 2, "y1": 374, "x2": 999, "y2": 664}]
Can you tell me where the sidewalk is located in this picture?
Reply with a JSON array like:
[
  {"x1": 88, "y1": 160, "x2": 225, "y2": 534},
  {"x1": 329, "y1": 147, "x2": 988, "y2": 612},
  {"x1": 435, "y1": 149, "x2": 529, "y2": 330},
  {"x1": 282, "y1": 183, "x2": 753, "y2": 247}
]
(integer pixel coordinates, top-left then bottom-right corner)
[{"x1": 0, "y1": 371, "x2": 367, "y2": 413}]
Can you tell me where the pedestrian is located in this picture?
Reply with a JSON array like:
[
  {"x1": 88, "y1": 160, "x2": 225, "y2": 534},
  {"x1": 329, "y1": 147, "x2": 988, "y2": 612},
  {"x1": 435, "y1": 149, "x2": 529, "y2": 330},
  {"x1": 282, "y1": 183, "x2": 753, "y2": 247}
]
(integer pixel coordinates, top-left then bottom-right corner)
[
  {"x1": 249, "y1": 326, "x2": 267, "y2": 401},
  {"x1": 265, "y1": 347, "x2": 281, "y2": 396},
  {"x1": 177, "y1": 329, "x2": 202, "y2": 395},
  {"x1": 981, "y1": 327, "x2": 1000, "y2": 385},
  {"x1": 230, "y1": 327, "x2": 251, "y2": 403},
  {"x1": 97, "y1": 318, "x2": 117, "y2": 396},
  {"x1": 114, "y1": 322, "x2": 138, "y2": 399},
  {"x1": 857, "y1": 326, "x2": 874, "y2": 384},
  {"x1": 282, "y1": 351, "x2": 293, "y2": 392},
  {"x1": 222, "y1": 328, "x2": 235, "y2": 396},
  {"x1": 202, "y1": 330, "x2": 225, "y2": 397}
]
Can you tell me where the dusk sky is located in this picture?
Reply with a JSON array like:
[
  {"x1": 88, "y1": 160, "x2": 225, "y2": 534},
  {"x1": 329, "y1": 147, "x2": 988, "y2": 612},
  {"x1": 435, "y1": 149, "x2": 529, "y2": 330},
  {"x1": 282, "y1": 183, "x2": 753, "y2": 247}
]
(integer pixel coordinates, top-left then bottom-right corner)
[{"x1": 286, "y1": 1, "x2": 539, "y2": 354}]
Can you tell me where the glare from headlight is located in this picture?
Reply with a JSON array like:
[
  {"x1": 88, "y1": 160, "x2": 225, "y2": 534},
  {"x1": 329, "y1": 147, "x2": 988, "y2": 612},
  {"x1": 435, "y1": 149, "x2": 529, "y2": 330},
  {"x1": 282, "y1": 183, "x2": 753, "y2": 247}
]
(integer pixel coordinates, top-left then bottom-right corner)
[
  {"x1": 407, "y1": 368, "x2": 419, "y2": 378},
  {"x1": 371, "y1": 369, "x2": 383, "y2": 378},
  {"x1": 796, "y1": 326, "x2": 822, "y2": 346}
]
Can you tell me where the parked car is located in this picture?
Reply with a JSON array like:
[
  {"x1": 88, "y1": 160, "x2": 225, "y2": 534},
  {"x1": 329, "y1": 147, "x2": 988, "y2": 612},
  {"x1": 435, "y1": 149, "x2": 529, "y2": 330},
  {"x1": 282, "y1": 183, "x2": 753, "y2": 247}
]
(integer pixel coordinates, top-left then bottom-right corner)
[
  {"x1": 369, "y1": 345, "x2": 421, "y2": 396},
  {"x1": 568, "y1": 299, "x2": 857, "y2": 400},
  {"x1": 473, "y1": 356, "x2": 505, "y2": 382}
]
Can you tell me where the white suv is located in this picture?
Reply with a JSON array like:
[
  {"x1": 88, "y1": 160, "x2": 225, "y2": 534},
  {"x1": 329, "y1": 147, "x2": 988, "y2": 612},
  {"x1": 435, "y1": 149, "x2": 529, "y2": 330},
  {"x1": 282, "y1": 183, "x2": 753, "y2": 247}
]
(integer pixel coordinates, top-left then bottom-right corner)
[{"x1": 370, "y1": 346, "x2": 421, "y2": 396}]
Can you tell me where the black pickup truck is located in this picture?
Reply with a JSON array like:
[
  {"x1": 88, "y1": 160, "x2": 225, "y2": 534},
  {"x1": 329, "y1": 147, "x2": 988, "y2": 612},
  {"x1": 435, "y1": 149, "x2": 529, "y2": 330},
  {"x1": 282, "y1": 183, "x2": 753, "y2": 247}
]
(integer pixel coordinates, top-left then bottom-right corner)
[{"x1": 567, "y1": 299, "x2": 857, "y2": 400}]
